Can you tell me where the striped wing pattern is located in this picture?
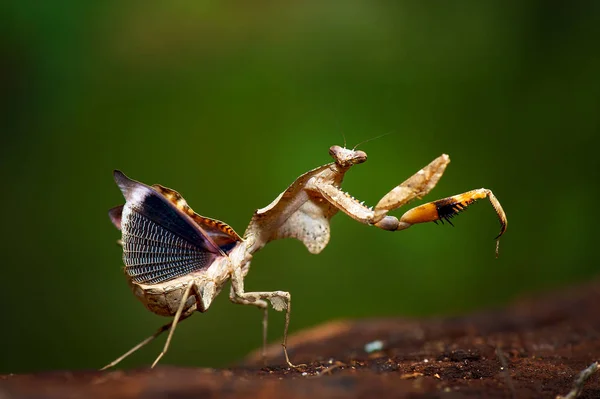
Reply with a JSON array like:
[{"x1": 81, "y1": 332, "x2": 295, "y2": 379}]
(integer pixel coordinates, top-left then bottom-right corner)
[
  {"x1": 122, "y1": 207, "x2": 216, "y2": 284},
  {"x1": 112, "y1": 170, "x2": 223, "y2": 285}
]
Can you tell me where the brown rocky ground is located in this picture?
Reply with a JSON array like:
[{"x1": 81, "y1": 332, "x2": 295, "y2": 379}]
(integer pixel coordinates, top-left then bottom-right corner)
[{"x1": 2, "y1": 279, "x2": 600, "y2": 398}]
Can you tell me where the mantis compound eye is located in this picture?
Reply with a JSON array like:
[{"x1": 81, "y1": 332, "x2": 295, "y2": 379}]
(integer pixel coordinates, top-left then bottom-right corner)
[
  {"x1": 352, "y1": 150, "x2": 367, "y2": 164},
  {"x1": 329, "y1": 145, "x2": 342, "y2": 158}
]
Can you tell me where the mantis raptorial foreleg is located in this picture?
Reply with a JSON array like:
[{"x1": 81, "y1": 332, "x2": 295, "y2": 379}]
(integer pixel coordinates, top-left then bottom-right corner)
[
  {"x1": 313, "y1": 154, "x2": 450, "y2": 225},
  {"x1": 312, "y1": 153, "x2": 507, "y2": 255},
  {"x1": 373, "y1": 154, "x2": 451, "y2": 220}
]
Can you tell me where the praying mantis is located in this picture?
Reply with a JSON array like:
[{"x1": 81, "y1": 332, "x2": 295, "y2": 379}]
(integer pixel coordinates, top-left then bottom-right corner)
[{"x1": 102, "y1": 145, "x2": 507, "y2": 369}]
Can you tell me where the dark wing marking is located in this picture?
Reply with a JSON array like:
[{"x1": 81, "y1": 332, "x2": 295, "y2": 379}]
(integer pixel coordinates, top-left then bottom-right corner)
[
  {"x1": 108, "y1": 205, "x2": 124, "y2": 230},
  {"x1": 112, "y1": 170, "x2": 222, "y2": 284},
  {"x1": 114, "y1": 171, "x2": 220, "y2": 254},
  {"x1": 151, "y1": 184, "x2": 242, "y2": 251}
]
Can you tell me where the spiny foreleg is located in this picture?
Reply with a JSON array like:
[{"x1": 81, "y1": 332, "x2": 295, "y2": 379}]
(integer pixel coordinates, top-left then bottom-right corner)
[
  {"x1": 312, "y1": 154, "x2": 507, "y2": 255},
  {"x1": 395, "y1": 188, "x2": 507, "y2": 256},
  {"x1": 312, "y1": 153, "x2": 450, "y2": 226}
]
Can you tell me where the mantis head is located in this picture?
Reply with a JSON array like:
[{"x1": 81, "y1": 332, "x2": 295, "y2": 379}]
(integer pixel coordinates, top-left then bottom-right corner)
[{"x1": 329, "y1": 145, "x2": 367, "y2": 168}]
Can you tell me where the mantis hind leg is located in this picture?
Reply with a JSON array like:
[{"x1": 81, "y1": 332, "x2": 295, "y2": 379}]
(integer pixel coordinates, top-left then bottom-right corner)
[
  {"x1": 150, "y1": 281, "x2": 195, "y2": 368},
  {"x1": 101, "y1": 322, "x2": 172, "y2": 370},
  {"x1": 100, "y1": 282, "x2": 195, "y2": 370}
]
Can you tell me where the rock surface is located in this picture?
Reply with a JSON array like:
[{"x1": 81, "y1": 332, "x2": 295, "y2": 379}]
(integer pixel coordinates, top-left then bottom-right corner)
[{"x1": 2, "y1": 280, "x2": 600, "y2": 398}]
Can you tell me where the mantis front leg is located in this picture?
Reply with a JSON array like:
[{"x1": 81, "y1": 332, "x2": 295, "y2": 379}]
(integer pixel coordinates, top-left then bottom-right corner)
[{"x1": 312, "y1": 154, "x2": 507, "y2": 255}]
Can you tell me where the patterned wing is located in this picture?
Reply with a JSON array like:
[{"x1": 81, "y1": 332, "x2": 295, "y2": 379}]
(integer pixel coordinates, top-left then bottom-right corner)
[
  {"x1": 152, "y1": 184, "x2": 242, "y2": 253},
  {"x1": 112, "y1": 170, "x2": 222, "y2": 285}
]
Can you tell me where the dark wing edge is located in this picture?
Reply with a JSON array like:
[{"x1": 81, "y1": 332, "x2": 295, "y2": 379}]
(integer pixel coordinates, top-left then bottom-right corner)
[
  {"x1": 108, "y1": 205, "x2": 124, "y2": 230},
  {"x1": 112, "y1": 170, "x2": 222, "y2": 255}
]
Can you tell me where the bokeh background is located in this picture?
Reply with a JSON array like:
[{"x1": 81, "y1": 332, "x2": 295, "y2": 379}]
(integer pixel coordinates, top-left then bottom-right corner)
[{"x1": 2, "y1": 2, "x2": 599, "y2": 373}]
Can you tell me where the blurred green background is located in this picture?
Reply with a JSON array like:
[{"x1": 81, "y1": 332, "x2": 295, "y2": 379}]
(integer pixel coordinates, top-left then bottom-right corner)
[{"x1": 2, "y1": 1, "x2": 599, "y2": 373}]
